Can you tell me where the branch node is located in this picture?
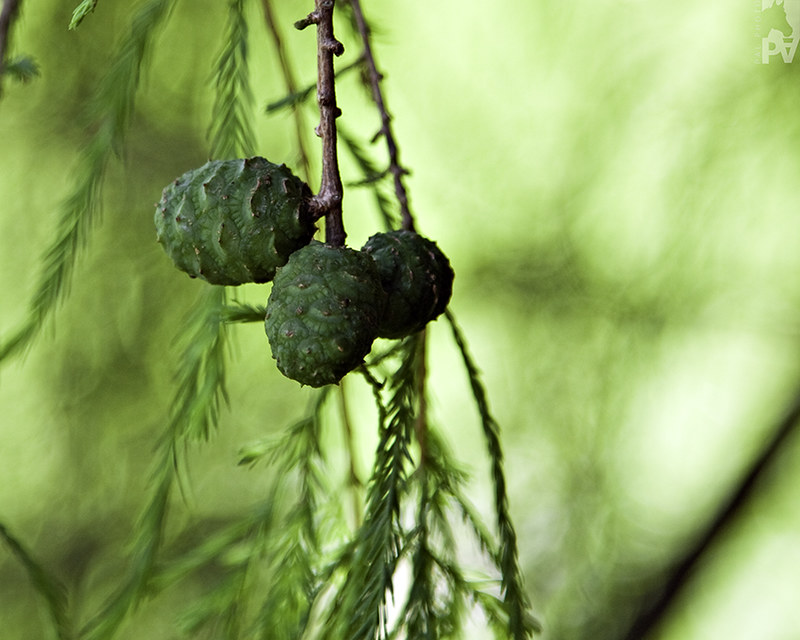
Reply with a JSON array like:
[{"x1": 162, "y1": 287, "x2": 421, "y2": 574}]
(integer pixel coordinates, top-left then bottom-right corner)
[
  {"x1": 307, "y1": 194, "x2": 328, "y2": 221},
  {"x1": 294, "y1": 12, "x2": 318, "y2": 30},
  {"x1": 370, "y1": 127, "x2": 386, "y2": 144},
  {"x1": 393, "y1": 165, "x2": 410, "y2": 178},
  {"x1": 324, "y1": 38, "x2": 344, "y2": 56}
]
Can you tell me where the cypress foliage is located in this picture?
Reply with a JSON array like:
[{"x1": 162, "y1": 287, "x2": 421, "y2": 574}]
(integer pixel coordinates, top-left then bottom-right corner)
[
  {"x1": 0, "y1": 1, "x2": 536, "y2": 638},
  {"x1": 0, "y1": 0, "x2": 173, "y2": 364},
  {"x1": 0, "y1": 524, "x2": 72, "y2": 639}
]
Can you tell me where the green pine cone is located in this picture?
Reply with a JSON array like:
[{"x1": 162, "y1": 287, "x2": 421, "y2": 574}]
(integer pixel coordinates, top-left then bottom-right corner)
[
  {"x1": 362, "y1": 230, "x2": 454, "y2": 339},
  {"x1": 265, "y1": 242, "x2": 387, "y2": 387},
  {"x1": 154, "y1": 157, "x2": 315, "y2": 285}
]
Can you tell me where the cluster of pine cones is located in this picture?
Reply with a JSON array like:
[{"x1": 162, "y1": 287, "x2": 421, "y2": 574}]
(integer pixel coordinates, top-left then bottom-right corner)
[{"x1": 155, "y1": 157, "x2": 453, "y2": 387}]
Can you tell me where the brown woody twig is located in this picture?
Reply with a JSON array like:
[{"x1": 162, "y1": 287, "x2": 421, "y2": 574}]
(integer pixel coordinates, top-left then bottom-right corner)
[
  {"x1": 296, "y1": 0, "x2": 346, "y2": 247},
  {"x1": 349, "y1": 0, "x2": 415, "y2": 232}
]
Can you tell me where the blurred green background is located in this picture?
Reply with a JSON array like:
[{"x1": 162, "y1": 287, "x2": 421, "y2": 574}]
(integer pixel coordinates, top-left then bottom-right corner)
[{"x1": 3, "y1": 0, "x2": 800, "y2": 638}]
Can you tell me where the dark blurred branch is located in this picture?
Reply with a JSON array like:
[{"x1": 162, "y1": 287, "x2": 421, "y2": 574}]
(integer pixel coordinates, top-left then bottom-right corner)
[
  {"x1": 348, "y1": 0, "x2": 415, "y2": 232},
  {"x1": 0, "y1": 0, "x2": 22, "y2": 89},
  {"x1": 0, "y1": 522, "x2": 72, "y2": 638},
  {"x1": 622, "y1": 393, "x2": 800, "y2": 640}
]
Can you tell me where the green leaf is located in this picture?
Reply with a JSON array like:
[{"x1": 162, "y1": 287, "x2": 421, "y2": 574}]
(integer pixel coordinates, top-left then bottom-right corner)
[
  {"x1": 209, "y1": 0, "x2": 254, "y2": 160},
  {"x1": 223, "y1": 301, "x2": 267, "y2": 324},
  {"x1": 339, "y1": 126, "x2": 398, "y2": 231},
  {"x1": 69, "y1": 0, "x2": 99, "y2": 29},
  {"x1": 2, "y1": 56, "x2": 40, "y2": 82},
  {"x1": 265, "y1": 57, "x2": 365, "y2": 113},
  {"x1": 168, "y1": 286, "x2": 229, "y2": 443}
]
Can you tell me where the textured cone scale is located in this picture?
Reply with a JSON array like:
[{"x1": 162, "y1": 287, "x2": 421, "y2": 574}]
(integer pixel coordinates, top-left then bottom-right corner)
[
  {"x1": 265, "y1": 242, "x2": 387, "y2": 387},
  {"x1": 154, "y1": 157, "x2": 314, "y2": 285},
  {"x1": 362, "y1": 230, "x2": 454, "y2": 339}
]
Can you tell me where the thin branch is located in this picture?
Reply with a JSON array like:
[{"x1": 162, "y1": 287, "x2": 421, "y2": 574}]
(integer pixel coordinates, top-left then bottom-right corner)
[
  {"x1": 621, "y1": 393, "x2": 800, "y2": 640},
  {"x1": 446, "y1": 309, "x2": 535, "y2": 639},
  {"x1": 339, "y1": 382, "x2": 364, "y2": 528},
  {"x1": 296, "y1": 0, "x2": 346, "y2": 246},
  {"x1": 348, "y1": 0, "x2": 415, "y2": 232},
  {"x1": 261, "y1": 0, "x2": 312, "y2": 182},
  {"x1": 413, "y1": 328, "x2": 429, "y2": 468}
]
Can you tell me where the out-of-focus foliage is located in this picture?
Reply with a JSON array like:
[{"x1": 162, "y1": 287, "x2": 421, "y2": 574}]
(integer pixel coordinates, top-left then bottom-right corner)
[{"x1": 2, "y1": 0, "x2": 800, "y2": 639}]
